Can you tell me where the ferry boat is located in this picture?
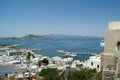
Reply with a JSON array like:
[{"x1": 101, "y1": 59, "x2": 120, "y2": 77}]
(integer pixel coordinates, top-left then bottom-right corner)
[
  {"x1": 100, "y1": 40, "x2": 105, "y2": 47},
  {"x1": 56, "y1": 50, "x2": 66, "y2": 53}
]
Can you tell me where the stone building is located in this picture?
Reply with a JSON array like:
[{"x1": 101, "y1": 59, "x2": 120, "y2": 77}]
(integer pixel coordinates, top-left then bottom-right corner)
[{"x1": 102, "y1": 22, "x2": 120, "y2": 80}]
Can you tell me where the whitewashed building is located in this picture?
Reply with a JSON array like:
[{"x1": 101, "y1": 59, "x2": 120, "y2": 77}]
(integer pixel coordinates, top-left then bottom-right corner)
[
  {"x1": 71, "y1": 55, "x2": 101, "y2": 71},
  {"x1": 86, "y1": 55, "x2": 101, "y2": 71}
]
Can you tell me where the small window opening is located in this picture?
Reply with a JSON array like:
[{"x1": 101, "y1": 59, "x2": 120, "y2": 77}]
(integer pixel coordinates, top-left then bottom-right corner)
[
  {"x1": 91, "y1": 62, "x2": 93, "y2": 66},
  {"x1": 97, "y1": 65, "x2": 99, "y2": 69},
  {"x1": 117, "y1": 42, "x2": 120, "y2": 51}
]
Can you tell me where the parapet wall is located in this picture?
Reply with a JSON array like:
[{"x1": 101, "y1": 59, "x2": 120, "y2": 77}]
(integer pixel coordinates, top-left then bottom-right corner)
[{"x1": 109, "y1": 22, "x2": 120, "y2": 30}]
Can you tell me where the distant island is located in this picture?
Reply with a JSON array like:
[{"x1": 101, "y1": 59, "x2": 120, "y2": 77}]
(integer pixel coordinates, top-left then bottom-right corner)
[
  {"x1": 0, "y1": 34, "x2": 48, "y2": 40},
  {"x1": 0, "y1": 34, "x2": 103, "y2": 40},
  {"x1": 21, "y1": 34, "x2": 48, "y2": 40}
]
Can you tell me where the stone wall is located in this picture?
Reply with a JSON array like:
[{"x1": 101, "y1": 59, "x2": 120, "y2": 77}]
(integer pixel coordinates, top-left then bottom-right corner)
[
  {"x1": 102, "y1": 22, "x2": 120, "y2": 80},
  {"x1": 104, "y1": 30, "x2": 120, "y2": 53},
  {"x1": 109, "y1": 22, "x2": 120, "y2": 30}
]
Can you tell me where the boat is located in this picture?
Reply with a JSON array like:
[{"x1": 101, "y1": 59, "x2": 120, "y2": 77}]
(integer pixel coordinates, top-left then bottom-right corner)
[
  {"x1": 56, "y1": 50, "x2": 66, "y2": 53},
  {"x1": 13, "y1": 63, "x2": 27, "y2": 69},
  {"x1": 69, "y1": 53, "x2": 77, "y2": 57},
  {"x1": 100, "y1": 40, "x2": 105, "y2": 47}
]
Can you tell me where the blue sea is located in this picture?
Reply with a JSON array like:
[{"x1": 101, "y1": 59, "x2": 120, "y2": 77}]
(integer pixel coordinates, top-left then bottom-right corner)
[{"x1": 0, "y1": 37, "x2": 104, "y2": 75}]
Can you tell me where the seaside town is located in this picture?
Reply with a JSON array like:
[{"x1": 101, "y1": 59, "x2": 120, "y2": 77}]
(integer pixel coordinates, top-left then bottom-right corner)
[
  {"x1": 1, "y1": 22, "x2": 120, "y2": 80},
  {"x1": 0, "y1": 43, "x2": 101, "y2": 80},
  {"x1": 1, "y1": 0, "x2": 120, "y2": 80}
]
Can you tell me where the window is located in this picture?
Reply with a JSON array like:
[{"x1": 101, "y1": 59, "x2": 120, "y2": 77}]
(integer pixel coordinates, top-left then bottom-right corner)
[
  {"x1": 91, "y1": 62, "x2": 93, "y2": 66},
  {"x1": 97, "y1": 65, "x2": 99, "y2": 69},
  {"x1": 117, "y1": 42, "x2": 120, "y2": 51}
]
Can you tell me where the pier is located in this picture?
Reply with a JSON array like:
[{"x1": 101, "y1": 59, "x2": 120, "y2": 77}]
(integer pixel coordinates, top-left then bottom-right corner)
[
  {"x1": 77, "y1": 52, "x2": 99, "y2": 56},
  {"x1": 57, "y1": 50, "x2": 100, "y2": 58},
  {"x1": 20, "y1": 48, "x2": 42, "y2": 51}
]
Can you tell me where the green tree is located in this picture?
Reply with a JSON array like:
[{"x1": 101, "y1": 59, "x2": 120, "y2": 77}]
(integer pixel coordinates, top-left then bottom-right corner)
[
  {"x1": 39, "y1": 68, "x2": 60, "y2": 80},
  {"x1": 42, "y1": 58, "x2": 49, "y2": 65},
  {"x1": 38, "y1": 60, "x2": 42, "y2": 67},
  {"x1": 91, "y1": 70, "x2": 102, "y2": 80},
  {"x1": 26, "y1": 51, "x2": 35, "y2": 78},
  {"x1": 26, "y1": 51, "x2": 35, "y2": 61},
  {"x1": 68, "y1": 68, "x2": 97, "y2": 80}
]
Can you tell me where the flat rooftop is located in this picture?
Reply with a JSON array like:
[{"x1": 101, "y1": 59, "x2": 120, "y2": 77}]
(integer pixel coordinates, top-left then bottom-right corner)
[{"x1": 109, "y1": 22, "x2": 120, "y2": 30}]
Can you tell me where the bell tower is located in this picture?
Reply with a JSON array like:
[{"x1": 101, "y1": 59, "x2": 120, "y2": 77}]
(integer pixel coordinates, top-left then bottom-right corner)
[{"x1": 102, "y1": 22, "x2": 120, "y2": 80}]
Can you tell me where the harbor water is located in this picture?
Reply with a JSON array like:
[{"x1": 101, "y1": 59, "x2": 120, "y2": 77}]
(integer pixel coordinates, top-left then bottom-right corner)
[{"x1": 0, "y1": 37, "x2": 104, "y2": 75}]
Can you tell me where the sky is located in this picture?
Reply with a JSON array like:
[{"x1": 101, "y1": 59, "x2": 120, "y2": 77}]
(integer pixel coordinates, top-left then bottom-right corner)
[{"x1": 0, "y1": 0, "x2": 120, "y2": 37}]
